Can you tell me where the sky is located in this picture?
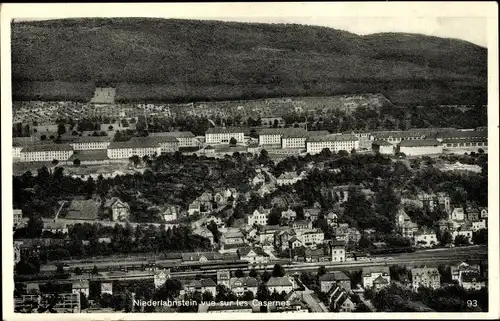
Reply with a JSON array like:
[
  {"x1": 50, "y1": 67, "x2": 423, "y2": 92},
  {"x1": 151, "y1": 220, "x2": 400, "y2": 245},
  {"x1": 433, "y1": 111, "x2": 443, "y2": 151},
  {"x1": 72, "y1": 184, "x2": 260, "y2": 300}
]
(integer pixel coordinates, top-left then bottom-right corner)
[{"x1": 9, "y1": 3, "x2": 492, "y2": 47}]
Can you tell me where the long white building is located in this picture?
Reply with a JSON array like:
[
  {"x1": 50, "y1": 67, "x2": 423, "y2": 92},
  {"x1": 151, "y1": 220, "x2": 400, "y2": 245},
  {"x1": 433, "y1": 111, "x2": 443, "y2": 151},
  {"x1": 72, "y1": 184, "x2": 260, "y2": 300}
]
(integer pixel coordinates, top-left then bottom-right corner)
[
  {"x1": 205, "y1": 127, "x2": 245, "y2": 145},
  {"x1": 149, "y1": 131, "x2": 197, "y2": 148},
  {"x1": 107, "y1": 137, "x2": 162, "y2": 159},
  {"x1": 306, "y1": 134, "x2": 359, "y2": 154},
  {"x1": 398, "y1": 139, "x2": 443, "y2": 156},
  {"x1": 20, "y1": 144, "x2": 74, "y2": 162},
  {"x1": 69, "y1": 136, "x2": 112, "y2": 150}
]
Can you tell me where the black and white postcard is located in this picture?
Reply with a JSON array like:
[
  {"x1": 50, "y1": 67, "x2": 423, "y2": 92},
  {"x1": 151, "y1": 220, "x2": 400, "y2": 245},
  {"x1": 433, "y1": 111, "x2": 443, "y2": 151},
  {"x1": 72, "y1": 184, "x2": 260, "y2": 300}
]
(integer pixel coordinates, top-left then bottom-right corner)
[{"x1": 1, "y1": 2, "x2": 498, "y2": 320}]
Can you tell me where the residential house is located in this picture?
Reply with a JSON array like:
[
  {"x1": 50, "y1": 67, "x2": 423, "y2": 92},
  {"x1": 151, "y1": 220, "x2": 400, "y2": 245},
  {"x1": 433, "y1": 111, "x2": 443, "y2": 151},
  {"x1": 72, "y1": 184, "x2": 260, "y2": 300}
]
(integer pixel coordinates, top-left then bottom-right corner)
[
  {"x1": 479, "y1": 207, "x2": 488, "y2": 219},
  {"x1": 281, "y1": 208, "x2": 297, "y2": 221},
  {"x1": 229, "y1": 277, "x2": 259, "y2": 296},
  {"x1": 304, "y1": 248, "x2": 329, "y2": 263},
  {"x1": 304, "y1": 208, "x2": 321, "y2": 222},
  {"x1": 414, "y1": 228, "x2": 438, "y2": 248},
  {"x1": 251, "y1": 173, "x2": 266, "y2": 186},
  {"x1": 104, "y1": 197, "x2": 130, "y2": 222},
  {"x1": 449, "y1": 207, "x2": 466, "y2": 222},
  {"x1": 326, "y1": 212, "x2": 339, "y2": 227},
  {"x1": 183, "y1": 279, "x2": 217, "y2": 297},
  {"x1": 331, "y1": 241, "x2": 346, "y2": 263},
  {"x1": 452, "y1": 223, "x2": 473, "y2": 243},
  {"x1": 372, "y1": 140, "x2": 394, "y2": 155},
  {"x1": 42, "y1": 221, "x2": 68, "y2": 234},
  {"x1": 292, "y1": 220, "x2": 313, "y2": 231},
  {"x1": 436, "y1": 219, "x2": 453, "y2": 232},
  {"x1": 154, "y1": 269, "x2": 171, "y2": 289},
  {"x1": 461, "y1": 272, "x2": 486, "y2": 290},
  {"x1": 259, "y1": 230, "x2": 276, "y2": 246},
  {"x1": 266, "y1": 276, "x2": 294, "y2": 295},
  {"x1": 101, "y1": 282, "x2": 113, "y2": 295},
  {"x1": 300, "y1": 230, "x2": 325, "y2": 247},
  {"x1": 192, "y1": 226, "x2": 214, "y2": 245},
  {"x1": 362, "y1": 267, "x2": 391, "y2": 289},
  {"x1": 371, "y1": 277, "x2": 391, "y2": 292},
  {"x1": 288, "y1": 236, "x2": 303, "y2": 249},
  {"x1": 327, "y1": 283, "x2": 355, "y2": 312},
  {"x1": 238, "y1": 247, "x2": 270, "y2": 265},
  {"x1": 72, "y1": 280, "x2": 90, "y2": 297},
  {"x1": 248, "y1": 208, "x2": 270, "y2": 226},
  {"x1": 217, "y1": 270, "x2": 231, "y2": 287},
  {"x1": 188, "y1": 201, "x2": 201, "y2": 216},
  {"x1": 472, "y1": 220, "x2": 487, "y2": 232},
  {"x1": 411, "y1": 267, "x2": 441, "y2": 291},
  {"x1": 275, "y1": 230, "x2": 294, "y2": 251},
  {"x1": 451, "y1": 262, "x2": 480, "y2": 285},
  {"x1": 277, "y1": 172, "x2": 301, "y2": 186},
  {"x1": 395, "y1": 208, "x2": 419, "y2": 239},
  {"x1": 163, "y1": 206, "x2": 178, "y2": 222},
  {"x1": 13, "y1": 209, "x2": 23, "y2": 228},
  {"x1": 465, "y1": 207, "x2": 480, "y2": 222},
  {"x1": 320, "y1": 271, "x2": 351, "y2": 292}
]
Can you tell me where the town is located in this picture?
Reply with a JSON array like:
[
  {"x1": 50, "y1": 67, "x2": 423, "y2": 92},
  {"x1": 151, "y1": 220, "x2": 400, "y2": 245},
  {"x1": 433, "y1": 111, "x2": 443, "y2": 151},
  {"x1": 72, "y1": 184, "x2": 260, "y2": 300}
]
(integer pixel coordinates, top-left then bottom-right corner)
[{"x1": 12, "y1": 86, "x2": 489, "y2": 313}]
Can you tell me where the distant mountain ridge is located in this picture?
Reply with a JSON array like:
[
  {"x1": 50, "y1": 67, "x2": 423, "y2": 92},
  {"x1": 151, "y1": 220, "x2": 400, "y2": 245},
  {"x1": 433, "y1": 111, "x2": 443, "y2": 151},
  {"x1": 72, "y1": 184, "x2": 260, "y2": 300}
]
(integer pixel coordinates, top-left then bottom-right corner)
[{"x1": 11, "y1": 18, "x2": 487, "y2": 105}]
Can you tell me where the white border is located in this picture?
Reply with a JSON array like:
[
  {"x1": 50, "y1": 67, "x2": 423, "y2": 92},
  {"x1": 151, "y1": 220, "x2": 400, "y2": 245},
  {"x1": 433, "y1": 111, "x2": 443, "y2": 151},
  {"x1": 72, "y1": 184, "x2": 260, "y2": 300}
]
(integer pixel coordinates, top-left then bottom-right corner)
[{"x1": 1, "y1": 2, "x2": 499, "y2": 320}]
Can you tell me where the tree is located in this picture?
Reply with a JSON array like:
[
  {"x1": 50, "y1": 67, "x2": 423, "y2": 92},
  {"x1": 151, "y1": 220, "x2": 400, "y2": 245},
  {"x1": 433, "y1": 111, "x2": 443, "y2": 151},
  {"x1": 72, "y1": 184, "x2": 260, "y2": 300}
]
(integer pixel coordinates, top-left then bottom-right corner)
[
  {"x1": 249, "y1": 268, "x2": 259, "y2": 278},
  {"x1": 52, "y1": 159, "x2": 59, "y2": 166},
  {"x1": 74, "y1": 267, "x2": 83, "y2": 275},
  {"x1": 272, "y1": 264, "x2": 285, "y2": 277},
  {"x1": 454, "y1": 235, "x2": 470, "y2": 246},
  {"x1": 230, "y1": 137, "x2": 237, "y2": 146},
  {"x1": 439, "y1": 230, "x2": 453, "y2": 245},
  {"x1": 256, "y1": 283, "x2": 270, "y2": 302},
  {"x1": 73, "y1": 159, "x2": 81, "y2": 166},
  {"x1": 92, "y1": 265, "x2": 99, "y2": 275},
  {"x1": 353, "y1": 302, "x2": 372, "y2": 312},
  {"x1": 472, "y1": 229, "x2": 488, "y2": 245},
  {"x1": 235, "y1": 269, "x2": 245, "y2": 278},
  {"x1": 317, "y1": 265, "x2": 327, "y2": 278},
  {"x1": 267, "y1": 209, "x2": 282, "y2": 226},
  {"x1": 338, "y1": 150, "x2": 349, "y2": 157},
  {"x1": 57, "y1": 123, "x2": 66, "y2": 136},
  {"x1": 129, "y1": 155, "x2": 141, "y2": 168},
  {"x1": 41, "y1": 134, "x2": 47, "y2": 141},
  {"x1": 241, "y1": 291, "x2": 255, "y2": 301},
  {"x1": 108, "y1": 125, "x2": 114, "y2": 131}
]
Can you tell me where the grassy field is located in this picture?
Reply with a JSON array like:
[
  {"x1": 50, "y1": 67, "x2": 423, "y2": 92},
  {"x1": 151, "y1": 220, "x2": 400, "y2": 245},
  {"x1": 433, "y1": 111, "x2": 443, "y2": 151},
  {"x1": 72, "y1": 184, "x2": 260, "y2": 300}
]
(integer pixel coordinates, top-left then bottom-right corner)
[{"x1": 11, "y1": 18, "x2": 487, "y2": 105}]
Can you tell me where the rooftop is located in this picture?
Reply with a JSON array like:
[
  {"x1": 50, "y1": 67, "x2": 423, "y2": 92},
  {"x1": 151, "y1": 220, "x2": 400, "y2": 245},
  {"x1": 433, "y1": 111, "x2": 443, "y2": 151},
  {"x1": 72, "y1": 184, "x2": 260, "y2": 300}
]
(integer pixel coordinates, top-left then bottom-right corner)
[
  {"x1": 267, "y1": 276, "x2": 293, "y2": 287},
  {"x1": 307, "y1": 134, "x2": 359, "y2": 142},
  {"x1": 22, "y1": 144, "x2": 73, "y2": 152},
  {"x1": 149, "y1": 131, "x2": 195, "y2": 138},
  {"x1": 68, "y1": 150, "x2": 110, "y2": 162},
  {"x1": 399, "y1": 139, "x2": 442, "y2": 147},
  {"x1": 206, "y1": 127, "x2": 244, "y2": 134},
  {"x1": 108, "y1": 137, "x2": 162, "y2": 149},
  {"x1": 362, "y1": 266, "x2": 390, "y2": 276},
  {"x1": 229, "y1": 277, "x2": 259, "y2": 288}
]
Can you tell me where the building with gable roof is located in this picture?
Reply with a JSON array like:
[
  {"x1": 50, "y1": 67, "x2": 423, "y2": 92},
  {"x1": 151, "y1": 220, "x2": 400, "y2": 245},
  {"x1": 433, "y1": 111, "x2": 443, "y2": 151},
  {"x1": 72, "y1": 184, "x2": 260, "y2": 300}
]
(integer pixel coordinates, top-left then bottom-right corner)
[
  {"x1": 266, "y1": 276, "x2": 294, "y2": 294},
  {"x1": 319, "y1": 271, "x2": 351, "y2": 292},
  {"x1": 399, "y1": 139, "x2": 443, "y2": 156},
  {"x1": 154, "y1": 269, "x2": 171, "y2": 289},
  {"x1": 362, "y1": 266, "x2": 391, "y2": 289},
  {"x1": 461, "y1": 272, "x2": 486, "y2": 290},
  {"x1": 411, "y1": 267, "x2": 441, "y2": 291},
  {"x1": 104, "y1": 197, "x2": 130, "y2": 221},
  {"x1": 229, "y1": 277, "x2": 259, "y2": 296}
]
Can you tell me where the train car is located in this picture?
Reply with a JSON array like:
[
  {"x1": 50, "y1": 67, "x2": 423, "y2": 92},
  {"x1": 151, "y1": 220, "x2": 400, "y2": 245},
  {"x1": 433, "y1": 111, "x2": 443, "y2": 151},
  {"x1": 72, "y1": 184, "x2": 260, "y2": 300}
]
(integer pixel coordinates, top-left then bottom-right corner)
[{"x1": 368, "y1": 246, "x2": 416, "y2": 256}]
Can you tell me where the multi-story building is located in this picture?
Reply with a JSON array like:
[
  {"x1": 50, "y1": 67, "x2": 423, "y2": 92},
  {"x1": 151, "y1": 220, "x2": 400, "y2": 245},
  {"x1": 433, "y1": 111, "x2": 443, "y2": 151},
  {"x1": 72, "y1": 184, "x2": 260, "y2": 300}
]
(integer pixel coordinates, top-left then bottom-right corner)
[
  {"x1": 107, "y1": 137, "x2": 162, "y2": 159},
  {"x1": 229, "y1": 277, "x2": 259, "y2": 296},
  {"x1": 15, "y1": 293, "x2": 81, "y2": 313},
  {"x1": 331, "y1": 242, "x2": 346, "y2": 263},
  {"x1": 449, "y1": 207, "x2": 466, "y2": 222},
  {"x1": 217, "y1": 270, "x2": 231, "y2": 287},
  {"x1": 320, "y1": 271, "x2": 351, "y2": 292},
  {"x1": 362, "y1": 267, "x2": 391, "y2": 289},
  {"x1": 148, "y1": 136, "x2": 179, "y2": 153},
  {"x1": 395, "y1": 209, "x2": 419, "y2": 239},
  {"x1": 277, "y1": 172, "x2": 302, "y2": 186},
  {"x1": 472, "y1": 220, "x2": 487, "y2": 232},
  {"x1": 154, "y1": 269, "x2": 171, "y2": 289},
  {"x1": 69, "y1": 136, "x2": 112, "y2": 150},
  {"x1": 414, "y1": 228, "x2": 438, "y2": 248},
  {"x1": 411, "y1": 267, "x2": 441, "y2": 291},
  {"x1": 266, "y1": 276, "x2": 294, "y2": 294},
  {"x1": 205, "y1": 127, "x2": 244, "y2": 145},
  {"x1": 281, "y1": 208, "x2": 297, "y2": 221},
  {"x1": 461, "y1": 272, "x2": 486, "y2": 290},
  {"x1": 20, "y1": 144, "x2": 74, "y2": 162},
  {"x1": 104, "y1": 197, "x2": 130, "y2": 221},
  {"x1": 149, "y1": 131, "x2": 197, "y2": 148},
  {"x1": 300, "y1": 230, "x2": 325, "y2": 246},
  {"x1": 306, "y1": 134, "x2": 359, "y2": 154},
  {"x1": 183, "y1": 278, "x2": 217, "y2": 297},
  {"x1": 370, "y1": 130, "x2": 427, "y2": 145},
  {"x1": 258, "y1": 128, "x2": 307, "y2": 147},
  {"x1": 248, "y1": 208, "x2": 270, "y2": 226},
  {"x1": 13, "y1": 209, "x2": 23, "y2": 227},
  {"x1": 72, "y1": 281, "x2": 90, "y2": 297},
  {"x1": 398, "y1": 139, "x2": 443, "y2": 156},
  {"x1": 238, "y1": 247, "x2": 270, "y2": 265},
  {"x1": 451, "y1": 262, "x2": 480, "y2": 285},
  {"x1": 372, "y1": 140, "x2": 394, "y2": 154}
]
